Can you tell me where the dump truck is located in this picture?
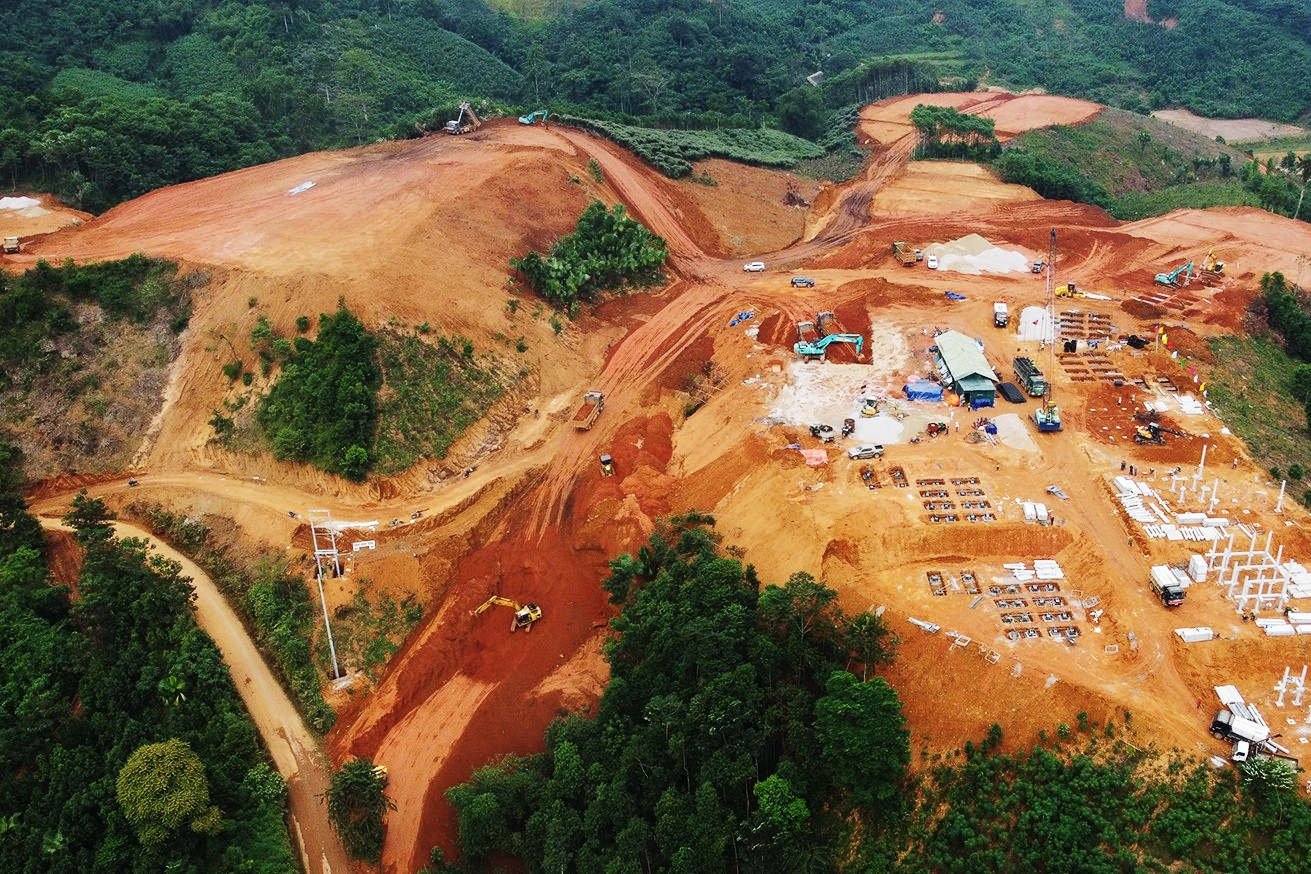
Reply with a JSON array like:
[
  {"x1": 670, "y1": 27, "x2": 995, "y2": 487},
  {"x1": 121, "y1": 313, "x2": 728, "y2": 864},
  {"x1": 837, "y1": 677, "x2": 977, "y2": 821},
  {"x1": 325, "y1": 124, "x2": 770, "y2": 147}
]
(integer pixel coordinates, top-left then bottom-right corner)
[
  {"x1": 444, "y1": 101, "x2": 482, "y2": 135},
  {"x1": 573, "y1": 391, "x2": 604, "y2": 430},
  {"x1": 1149, "y1": 565, "x2": 1187, "y2": 607},
  {"x1": 892, "y1": 241, "x2": 916, "y2": 266},
  {"x1": 2, "y1": 236, "x2": 18, "y2": 254},
  {"x1": 1013, "y1": 357, "x2": 1047, "y2": 397},
  {"x1": 993, "y1": 302, "x2": 1009, "y2": 328}
]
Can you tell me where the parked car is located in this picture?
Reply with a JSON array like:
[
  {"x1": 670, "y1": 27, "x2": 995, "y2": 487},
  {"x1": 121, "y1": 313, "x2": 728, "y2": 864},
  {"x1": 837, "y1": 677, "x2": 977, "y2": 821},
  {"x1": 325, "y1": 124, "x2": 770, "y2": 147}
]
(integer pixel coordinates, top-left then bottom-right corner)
[
  {"x1": 998, "y1": 382, "x2": 1026, "y2": 404},
  {"x1": 926, "y1": 254, "x2": 939, "y2": 270},
  {"x1": 848, "y1": 444, "x2": 885, "y2": 460},
  {"x1": 790, "y1": 276, "x2": 815, "y2": 287},
  {"x1": 914, "y1": 248, "x2": 924, "y2": 261},
  {"x1": 743, "y1": 261, "x2": 766, "y2": 272}
]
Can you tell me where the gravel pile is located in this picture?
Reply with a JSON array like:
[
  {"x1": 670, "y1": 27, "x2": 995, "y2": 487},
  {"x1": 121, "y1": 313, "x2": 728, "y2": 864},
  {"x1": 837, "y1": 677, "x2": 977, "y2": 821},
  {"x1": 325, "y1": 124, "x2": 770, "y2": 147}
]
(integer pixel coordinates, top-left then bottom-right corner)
[{"x1": 925, "y1": 233, "x2": 1029, "y2": 275}]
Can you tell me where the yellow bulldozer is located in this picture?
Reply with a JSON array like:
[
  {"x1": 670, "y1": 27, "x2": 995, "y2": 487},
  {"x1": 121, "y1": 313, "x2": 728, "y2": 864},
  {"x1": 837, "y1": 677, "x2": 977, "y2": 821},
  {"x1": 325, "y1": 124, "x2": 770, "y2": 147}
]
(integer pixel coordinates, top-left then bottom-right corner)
[{"x1": 470, "y1": 595, "x2": 543, "y2": 633}]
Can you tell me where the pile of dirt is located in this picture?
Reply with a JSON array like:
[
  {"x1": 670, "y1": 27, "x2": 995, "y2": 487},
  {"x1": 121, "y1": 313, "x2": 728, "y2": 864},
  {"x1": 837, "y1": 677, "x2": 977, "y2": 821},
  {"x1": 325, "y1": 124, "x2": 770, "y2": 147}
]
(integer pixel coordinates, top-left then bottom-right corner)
[{"x1": 926, "y1": 233, "x2": 1031, "y2": 274}]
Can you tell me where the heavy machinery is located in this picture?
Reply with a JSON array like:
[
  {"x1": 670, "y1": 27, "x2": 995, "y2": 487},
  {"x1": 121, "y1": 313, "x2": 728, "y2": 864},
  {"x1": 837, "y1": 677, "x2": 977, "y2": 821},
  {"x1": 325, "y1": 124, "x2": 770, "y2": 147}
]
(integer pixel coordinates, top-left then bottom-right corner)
[
  {"x1": 518, "y1": 109, "x2": 549, "y2": 125},
  {"x1": 444, "y1": 101, "x2": 482, "y2": 135},
  {"x1": 892, "y1": 241, "x2": 916, "y2": 266},
  {"x1": 1198, "y1": 247, "x2": 1225, "y2": 283},
  {"x1": 600, "y1": 454, "x2": 615, "y2": 476},
  {"x1": 993, "y1": 302, "x2": 1009, "y2": 328},
  {"x1": 1154, "y1": 261, "x2": 1193, "y2": 287},
  {"x1": 1032, "y1": 401, "x2": 1062, "y2": 432},
  {"x1": 2, "y1": 236, "x2": 18, "y2": 254},
  {"x1": 1134, "y1": 421, "x2": 1183, "y2": 444},
  {"x1": 1030, "y1": 228, "x2": 1063, "y2": 433},
  {"x1": 1054, "y1": 283, "x2": 1082, "y2": 298},
  {"x1": 1013, "y1": 356, "x2": 1048, "y2": 397},
  {"x1": 573, "y1": 391, "x2": 604, "y2": 430},
  {"x1": 471, "y1": 596, "x2": 543, "y2": 632},
  {"x1": 794, "y1": 333, "x2": 864, "y2": 361},
  {"x1": 1148, "y1": 566, "x2": 1187, "y2": 607},
  {"x1": 841, "y1": 417, "x2": 856, "y2": 438}
]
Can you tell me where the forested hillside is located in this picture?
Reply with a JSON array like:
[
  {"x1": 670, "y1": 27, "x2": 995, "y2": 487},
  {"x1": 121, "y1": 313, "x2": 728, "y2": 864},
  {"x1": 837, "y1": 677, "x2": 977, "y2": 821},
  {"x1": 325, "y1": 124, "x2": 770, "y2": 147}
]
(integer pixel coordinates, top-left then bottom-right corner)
[{"x1": 1, "y1": 0, "x2": 1309, "y2": 210}]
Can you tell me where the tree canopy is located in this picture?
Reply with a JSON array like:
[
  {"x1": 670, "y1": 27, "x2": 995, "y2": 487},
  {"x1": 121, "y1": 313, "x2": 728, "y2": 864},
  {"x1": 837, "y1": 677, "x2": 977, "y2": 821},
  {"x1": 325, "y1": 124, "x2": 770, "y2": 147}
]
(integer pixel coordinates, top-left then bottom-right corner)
[{"x1": 0, "y1": 460, "x2": 296, "y2": 872}]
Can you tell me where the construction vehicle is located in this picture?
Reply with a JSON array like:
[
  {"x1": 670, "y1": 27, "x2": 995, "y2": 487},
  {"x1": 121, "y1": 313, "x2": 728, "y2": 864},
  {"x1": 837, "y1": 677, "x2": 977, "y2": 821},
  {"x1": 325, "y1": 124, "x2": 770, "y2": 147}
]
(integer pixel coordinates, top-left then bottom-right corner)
[
  {"x1": 1054, "y1": 283, "x2": 1082, "y2": 298},
  {"x1": 444, "y1": 101, "x2": 482, "y2": 135},
  {"x1": 1032, "y1": 402, "x2": 1062, "y2": 432},
  {"x1": 993, "y1": 302, "x2": 1009, "y2": 328},
  {"x1": 816, "y1": 311, "x2": 836, "y2": 335},
  {"x1": 809, "y1": 423, "x2": 836, "y2": 443},
  {"x1": 2, "y1": 236, "x2": 18, "y2": 254},
  {"x1": 599, "y1": 454, "x2": 615, "y2": 476},
  {"x1": 1211, "y1": 706, "x2": 1270, "y2": 746},
  {"x1": 1154, "y1": 261, "x2": 1193, "y2": 287},
  {"x1": 892, "y1": 241, "x2": 916, "y2": 266},
  {"x1": 794, "y1": 333, "x2": 864, "y2": 361},
  {"x1": 1013, "y1": 357, "x2": 1048, "y2": 398},
  {"x1": 1148, "y1": 566, "x2": 1187, "y2": 607},
  {"x1": 573, "y1": 391, "x2": 604, "y2": 430},
  {"x1": 1031, "y1": 259, "x2": 1044, "y2": 274},
  {"x1": 1198, "y1": 247, "x2": 1225, "y2": 283},
  {"x1": 848, "y1": 444, "x2": 884, "y2": 460},
  {"x1": 841, "y1": 418, "x2": 856, "y2": 438},
  {"x1": 796, "y1": 320, "x2": 818, "y2": 345},
  {"x1": 471, "y1": 595, "x2": 543, "y2": 632},
  {"x1": 860, "y1": 397, "x2": 879, "y2": 417},
  {"x1": 518, "y1": 109, "x2": 548, "y2": 125},
  {"x1": 1134, "y1": 423, "x2": 1165, "y2": 445}
]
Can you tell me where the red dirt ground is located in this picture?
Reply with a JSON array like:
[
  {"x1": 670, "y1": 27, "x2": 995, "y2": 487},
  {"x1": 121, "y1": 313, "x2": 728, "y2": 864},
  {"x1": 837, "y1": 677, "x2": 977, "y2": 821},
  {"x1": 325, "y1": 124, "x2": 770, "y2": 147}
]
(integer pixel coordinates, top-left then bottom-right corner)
[
  {"x1": 21, "y1": 102, "x2": 1311, "y2": 871},
  {"x1": 858, "y1": 91, "x2": 1103, "y2": 145}
]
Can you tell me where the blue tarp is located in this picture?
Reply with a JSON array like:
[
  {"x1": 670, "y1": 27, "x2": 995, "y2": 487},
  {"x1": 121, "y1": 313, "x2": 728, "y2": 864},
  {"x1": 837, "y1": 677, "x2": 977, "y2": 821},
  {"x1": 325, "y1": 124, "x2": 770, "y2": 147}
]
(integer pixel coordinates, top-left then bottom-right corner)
[
  {"x1": 904, "y1": 381, "x2": 944, "y2": 402},
  {"x1": 945, "y1": 291, "x2": 967, "y2": 301}
]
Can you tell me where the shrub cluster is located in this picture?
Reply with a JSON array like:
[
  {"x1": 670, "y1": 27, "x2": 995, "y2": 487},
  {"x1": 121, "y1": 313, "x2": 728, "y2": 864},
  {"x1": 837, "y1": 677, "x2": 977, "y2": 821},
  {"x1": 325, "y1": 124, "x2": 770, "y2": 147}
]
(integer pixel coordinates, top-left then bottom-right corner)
[
  {"x1": 511, "y1": 201, "x2": 668, "y2": 308},
  {"x1": 557, "y1": 117, "x2": 824, "y2": 178}
]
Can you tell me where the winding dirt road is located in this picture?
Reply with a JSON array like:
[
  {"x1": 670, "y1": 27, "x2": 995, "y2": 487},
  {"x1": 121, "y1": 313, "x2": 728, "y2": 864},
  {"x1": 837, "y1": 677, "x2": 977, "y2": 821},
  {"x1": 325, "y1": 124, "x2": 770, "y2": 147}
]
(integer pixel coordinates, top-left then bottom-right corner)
[{"x1": 38, "y1": 517, "x2": 352, "y2": 874}]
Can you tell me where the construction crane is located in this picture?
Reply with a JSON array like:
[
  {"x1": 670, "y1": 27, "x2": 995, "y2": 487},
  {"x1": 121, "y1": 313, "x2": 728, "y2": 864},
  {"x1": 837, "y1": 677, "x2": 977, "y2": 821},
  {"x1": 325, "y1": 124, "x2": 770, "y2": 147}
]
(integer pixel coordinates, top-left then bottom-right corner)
[
  {"x1": 470, "y1": 596, "x2": 543, "y2": 632},
  {"x1": 1033, "y1": 229, "x2": 1062, "y2": 433}
]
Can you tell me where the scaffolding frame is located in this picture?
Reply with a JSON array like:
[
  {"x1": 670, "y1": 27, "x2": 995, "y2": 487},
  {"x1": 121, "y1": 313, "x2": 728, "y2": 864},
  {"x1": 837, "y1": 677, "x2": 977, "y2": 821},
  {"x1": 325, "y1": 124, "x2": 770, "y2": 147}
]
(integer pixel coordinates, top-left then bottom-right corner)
[
  {"x1": 1206, "y1": 525, "x2": 1291, "y2": 614},
  {"x1": 307, "y1": 509, "x2": 342, "y2": 679}
]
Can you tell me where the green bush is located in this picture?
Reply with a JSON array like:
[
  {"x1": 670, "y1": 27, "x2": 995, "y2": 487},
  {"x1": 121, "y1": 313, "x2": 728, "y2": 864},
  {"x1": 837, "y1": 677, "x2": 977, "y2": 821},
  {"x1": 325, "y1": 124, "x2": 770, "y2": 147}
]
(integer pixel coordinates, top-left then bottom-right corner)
[
  {"x1": 557, "y1": 117, "x2": 824, "y2": 178},
  {"x1": 255, "y1": 305, "x2": 381, "y2": 481},
  {"x1": 511, "y1": 201, "x2": 667, "y2": 308},
  {"x1": 994, "y1": 150, "x2": 1112, "y2": 208}
]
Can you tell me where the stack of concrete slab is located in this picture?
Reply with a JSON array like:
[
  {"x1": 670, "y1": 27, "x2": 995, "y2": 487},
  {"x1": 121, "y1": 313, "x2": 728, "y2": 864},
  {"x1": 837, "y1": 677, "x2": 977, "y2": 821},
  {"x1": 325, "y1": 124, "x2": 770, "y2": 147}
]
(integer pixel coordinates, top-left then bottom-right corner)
[
  {"x1": 1022, "y1": 501, "x2": 1050, "y2": 523},
  {"x1": 1175, "y1": 627, "x2": 1215, "y2": 642},
  {"x1": 1034, "y1": 559, "x2": 1064, "y2": 580},
  {"x1": 1189, "y1": 554, "x2": 1209, "y2": 583},
  {"x1": 1142, "y1": 523, "x2": 1225, "y2": 542},
  {"x1": 1257, "y1": 617, "x2": 1296, "y2": 637},
  {"x1": 1178, "y1": 395, "x2": 1206, "y2": 415}
]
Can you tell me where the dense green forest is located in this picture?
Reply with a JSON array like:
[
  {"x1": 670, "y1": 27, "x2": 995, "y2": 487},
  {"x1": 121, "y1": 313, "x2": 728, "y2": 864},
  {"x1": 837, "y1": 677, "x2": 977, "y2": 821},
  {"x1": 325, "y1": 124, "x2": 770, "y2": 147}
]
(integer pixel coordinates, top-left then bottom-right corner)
[
  {"x1": 0, "y1": 456, "x2": 297, "y2": 872},
  {"x1": 2, "y1": 0, "x2": 1310, "y2": 210},
  {"x1": 443, "y1": 514, "x2": 1311, "y2": 872}
]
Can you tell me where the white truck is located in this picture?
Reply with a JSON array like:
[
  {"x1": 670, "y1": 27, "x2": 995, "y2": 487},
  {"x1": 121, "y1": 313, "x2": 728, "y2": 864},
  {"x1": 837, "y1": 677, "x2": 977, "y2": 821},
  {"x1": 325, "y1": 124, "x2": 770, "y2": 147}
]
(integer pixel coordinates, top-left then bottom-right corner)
[
  {"x1": 2, "y1": 236, "x2": 18, "y2": 254},
  {"x1": 993, "y1": 302, "x2": 1009, "y2": 328}
]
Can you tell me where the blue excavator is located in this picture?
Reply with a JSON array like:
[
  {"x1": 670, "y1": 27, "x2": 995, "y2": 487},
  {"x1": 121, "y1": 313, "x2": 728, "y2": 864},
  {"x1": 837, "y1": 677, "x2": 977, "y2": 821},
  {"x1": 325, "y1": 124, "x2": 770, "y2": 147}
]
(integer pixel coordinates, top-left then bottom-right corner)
[
  {"x1": 794, "y1": 333, "x2": 864, "y2": 361},
  {"x1": 518, "y1": 109, "x2": 549, "y2": 125},
  {"x1": 1154, "y1": 261, "x2": 1193, "y2": 287}
]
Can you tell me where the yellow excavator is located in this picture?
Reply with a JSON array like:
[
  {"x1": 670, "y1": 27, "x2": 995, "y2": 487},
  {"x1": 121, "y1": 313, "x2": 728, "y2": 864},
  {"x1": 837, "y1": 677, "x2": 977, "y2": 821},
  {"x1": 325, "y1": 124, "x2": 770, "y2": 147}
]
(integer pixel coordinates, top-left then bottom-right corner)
[
  {"x1": 1198, "y1": 247, "x2": 1225, "y2": 283},
  {"x1": 470, "y1": 595, "x2": 543, "y2": 632}
]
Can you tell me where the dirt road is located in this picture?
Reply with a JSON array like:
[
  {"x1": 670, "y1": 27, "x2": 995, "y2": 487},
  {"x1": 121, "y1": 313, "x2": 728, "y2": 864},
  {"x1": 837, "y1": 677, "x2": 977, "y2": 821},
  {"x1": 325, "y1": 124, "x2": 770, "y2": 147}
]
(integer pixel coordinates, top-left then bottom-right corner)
[{"x1": 37, "y1": 517, "x2": 352, "y2": 874}]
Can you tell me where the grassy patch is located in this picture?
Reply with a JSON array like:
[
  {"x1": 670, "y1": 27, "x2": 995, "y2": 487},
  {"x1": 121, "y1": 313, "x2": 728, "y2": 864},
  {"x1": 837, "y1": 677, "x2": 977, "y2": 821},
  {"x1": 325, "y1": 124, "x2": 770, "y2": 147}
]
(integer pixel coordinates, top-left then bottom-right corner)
[
  {"x1": 1006, "y1": 108, "x2": 1249, "y2": 208},
  {"x1": 373, "y1": 330, "x2": 506, "y2": 473},
  {"x1": 1110, "y1": 182, "x2": 1260, "y2": 220},
  {"x1": 1205, "y1": 334, "x2": 1311, "y2": 479},
  {"x1": 326, "y1": 585, "x2": 423, "y2": 682},
  {"x1": 559, "y1": 117, "x2": 824, "y2": 178}
]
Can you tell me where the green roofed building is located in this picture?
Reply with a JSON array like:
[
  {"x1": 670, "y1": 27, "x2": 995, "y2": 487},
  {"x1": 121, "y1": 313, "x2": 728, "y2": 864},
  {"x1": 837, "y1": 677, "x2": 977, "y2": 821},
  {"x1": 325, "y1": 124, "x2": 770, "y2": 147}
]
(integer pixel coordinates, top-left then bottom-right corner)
[{"x1": 932, "y1": 330, "x2": 998, "y2": 409}]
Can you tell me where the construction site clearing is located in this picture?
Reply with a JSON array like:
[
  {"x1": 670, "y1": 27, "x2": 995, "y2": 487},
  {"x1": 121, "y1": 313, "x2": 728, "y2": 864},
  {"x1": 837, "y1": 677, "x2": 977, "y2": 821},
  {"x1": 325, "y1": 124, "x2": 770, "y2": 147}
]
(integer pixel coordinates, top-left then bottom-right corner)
[{"x1": 14, "y1": 91, "x2": 1311, "y2": 869}]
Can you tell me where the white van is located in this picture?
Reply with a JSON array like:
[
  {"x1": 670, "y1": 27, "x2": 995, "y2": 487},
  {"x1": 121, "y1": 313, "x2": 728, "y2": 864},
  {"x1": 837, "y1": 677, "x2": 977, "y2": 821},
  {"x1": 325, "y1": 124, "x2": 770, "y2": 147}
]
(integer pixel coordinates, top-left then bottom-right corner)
[{"x1": 1231, "y1": 740, "x2": 1251, "y2": 763}]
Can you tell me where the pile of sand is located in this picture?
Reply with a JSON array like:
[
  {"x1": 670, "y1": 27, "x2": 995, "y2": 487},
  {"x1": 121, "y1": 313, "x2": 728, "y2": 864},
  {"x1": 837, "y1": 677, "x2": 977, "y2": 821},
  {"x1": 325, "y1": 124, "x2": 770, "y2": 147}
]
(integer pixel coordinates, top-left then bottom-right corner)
[
  {"x1": 0, "y1": 195, "x2": 49, "y2": 218},
  {"x1": 926, "y1": 233, "x2": 1029, "y2": 274},
  {"x1": 1016, "y1": 305, "x2": 1054, "y2": 343}
]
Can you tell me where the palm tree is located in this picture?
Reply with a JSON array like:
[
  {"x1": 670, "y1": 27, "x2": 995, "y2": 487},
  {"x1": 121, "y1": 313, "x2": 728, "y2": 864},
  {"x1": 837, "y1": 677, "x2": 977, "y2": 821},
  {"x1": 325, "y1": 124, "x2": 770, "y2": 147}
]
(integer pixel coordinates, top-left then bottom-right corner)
[{"x1": 1294, "y1": 153, "x2": 1311, "y2": 220}]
